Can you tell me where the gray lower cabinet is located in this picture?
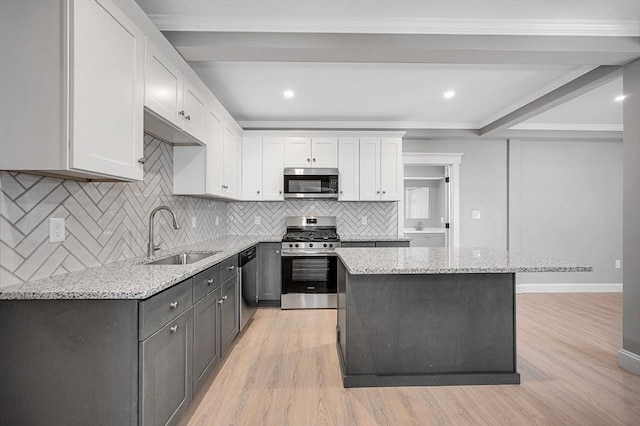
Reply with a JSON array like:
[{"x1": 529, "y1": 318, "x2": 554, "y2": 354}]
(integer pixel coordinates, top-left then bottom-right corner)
[
  {"x1": 193, "y1": 287, "x2": 221, "y2": 393},
  {"x1": 374, "y1": 241, "x2": 410, "y2": 247},
  {"x1": 258, "y1": 242, "x2": 281, "y2": 302},
  {"x1": 220, "y1": 274, "x2": 240, "y2": 356},
  {"x1": 140, "y1": 308, "x2": 193, "y2": 426}
]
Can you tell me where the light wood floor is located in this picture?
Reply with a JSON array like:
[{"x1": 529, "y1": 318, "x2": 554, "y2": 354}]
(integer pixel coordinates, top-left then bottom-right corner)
[{"x1": 182, "y1": 294, "x2": 640, "y2": 426}]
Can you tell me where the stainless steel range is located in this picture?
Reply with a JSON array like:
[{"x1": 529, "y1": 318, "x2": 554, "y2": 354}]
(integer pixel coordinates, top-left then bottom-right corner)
[{"x1": 281, "y1": 216, "x2": 341, "y2": 309}]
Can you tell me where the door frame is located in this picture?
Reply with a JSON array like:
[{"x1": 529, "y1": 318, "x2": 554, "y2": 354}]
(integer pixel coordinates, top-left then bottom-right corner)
[{"x1": 400, "y1": 152, "x2": 463, "y2": 247}]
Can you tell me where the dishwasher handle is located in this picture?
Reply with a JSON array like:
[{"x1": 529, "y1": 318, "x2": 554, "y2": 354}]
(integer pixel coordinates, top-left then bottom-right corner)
[{"x1": 238, "y1": 245, "x2": 257, "y2": 266}]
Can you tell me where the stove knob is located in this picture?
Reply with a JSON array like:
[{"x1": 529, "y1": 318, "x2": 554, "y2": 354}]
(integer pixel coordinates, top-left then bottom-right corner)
[
  {"x1": 295, "y1": 243, "x2": 299, "y2": 248},
  {"x1": 289, "y1": 243, "x2": 293, "y2": 248},
  {"x1": 309, "y1": 243, "x2": 313, "y2": 248},
  {"x1": 329, "y1": 243, "x2": 333, "y2": 248},
  {"x1": 323, "y1": 243, "x2": 327, "y2": 248}
]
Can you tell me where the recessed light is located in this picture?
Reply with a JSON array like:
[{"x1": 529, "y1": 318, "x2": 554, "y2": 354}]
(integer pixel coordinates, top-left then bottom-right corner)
[
  {"x1": 443, "y1": 90, "x2": 455, "y2": 99},
  {"x1": 614, "y1": 95, "x2": 626, "y2": 102},
  {"x1": 283, "y1": 90, "x2": 295, "y2": 99}
]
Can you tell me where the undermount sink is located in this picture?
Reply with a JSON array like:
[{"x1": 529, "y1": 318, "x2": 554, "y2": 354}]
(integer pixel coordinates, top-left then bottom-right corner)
[{"x1": 145, "y1": 251, "x2": 220, "y2": 265}]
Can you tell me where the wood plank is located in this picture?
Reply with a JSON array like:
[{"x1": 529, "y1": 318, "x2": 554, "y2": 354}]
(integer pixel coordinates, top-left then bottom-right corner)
[{"x1": 180, "y1": 294, "x2": 640, "y2": 426}]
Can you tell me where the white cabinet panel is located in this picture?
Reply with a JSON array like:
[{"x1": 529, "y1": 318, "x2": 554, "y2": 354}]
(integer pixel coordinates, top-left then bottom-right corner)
[
  {"x1": 262, "y1": 137, "x2": 285, "y2": 201},
  {"x1": 311, "y1": 138, "x2": 338, "y2": 168},
  {"x1": 144, "y1": 42, "x2": 182, "y2": 129},
  {"x1": 242, "y1": 137, "x2": 263, "y2": 200},
  {"x1": 223, "y1": 127, "x2": 241, "y2": 199},
  {"x1": 338, "y1": 138, "x2": 359, "y2": 201},
  {"x1": 205, "y1": 110, "x2": 224, "y2": 195},
  {"x1": 1, "y1": 0, "x2": 144, "y2": 181},
  {"x1": 182, "y1": 82, "x2": 206, "y2": 142},
  {"x1": 380, "y1": 138, "x2": 402, "y2": 200},
  {"x1": 284, "y1": 137, "x2": 312, "y2": 167},
  {"x1": 359, "y1": 138, "x2": 381, "y2": 201}
]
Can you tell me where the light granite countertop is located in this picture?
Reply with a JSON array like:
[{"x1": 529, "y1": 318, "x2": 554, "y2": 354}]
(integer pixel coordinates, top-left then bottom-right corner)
[
  {"x1": 336, "y1": 247, "x2": 593, "y2": 275},
  {"x1": 0, "y1": 235, "x2": 280, "y2": 301},
  {"x1": 340, "y1": 234, "x2": 411, "y2": 241}
]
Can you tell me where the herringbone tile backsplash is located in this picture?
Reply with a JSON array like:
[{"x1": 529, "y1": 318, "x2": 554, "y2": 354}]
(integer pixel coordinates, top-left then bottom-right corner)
[
  {"x1": 228, "y1": 201, "x2": 397, "y2": 236},
  {"x1": 1, "y1": 135, "x2": 398, "y2": 287},
  {"x1": 0, "y1": 136, "x2": 227, "y2": 288}
]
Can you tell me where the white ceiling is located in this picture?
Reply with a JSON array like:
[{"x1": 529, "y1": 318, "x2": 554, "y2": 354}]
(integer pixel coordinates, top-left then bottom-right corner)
[{"x1": 134, "y1": 0, "x2": 639, "y2": 137}]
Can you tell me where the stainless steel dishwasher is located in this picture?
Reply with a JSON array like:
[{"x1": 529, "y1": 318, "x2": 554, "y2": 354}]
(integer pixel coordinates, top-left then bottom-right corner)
[{"x1": 238, "y1": 245, "x2": 258, "y2": 330}]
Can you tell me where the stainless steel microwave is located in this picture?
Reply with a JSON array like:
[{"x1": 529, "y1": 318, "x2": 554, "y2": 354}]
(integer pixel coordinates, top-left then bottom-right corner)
[{"x1": 283, "y1": 168, "x2": 339, "y2": 200}]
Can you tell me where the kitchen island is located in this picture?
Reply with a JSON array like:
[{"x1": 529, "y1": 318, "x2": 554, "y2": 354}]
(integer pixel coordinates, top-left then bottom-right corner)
[{"x1": 335, "y1": 247, "x2": 592, "y2": 388}]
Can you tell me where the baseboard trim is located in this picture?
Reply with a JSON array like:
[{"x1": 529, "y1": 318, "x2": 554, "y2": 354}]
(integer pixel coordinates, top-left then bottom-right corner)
[
  {"x1": 516, "y1": 283, "x2": 623, "y2": 293},
  {"x1": 618, "y1": 349, "x2": 640, "y2": 375}
]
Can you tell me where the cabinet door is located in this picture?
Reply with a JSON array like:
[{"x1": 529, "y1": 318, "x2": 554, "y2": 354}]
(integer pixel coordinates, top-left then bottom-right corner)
[
  {"x1": 140, "y1": 308, "x2": 193, "y2": 426},
  {"x1": 223, "y1": 127, "x2": 240, "y2": 198},
  {"x1": 193, "y1": 288, "x2": 221, "y2": 394},
  {"x1": 182, "y1": 82, "x2": 206, "y2": 142},
  {"x1": 242, "y1": 137, "x2": 263, "y2": 200},
  {"x1": 262, "y1": 137, "x2": 285, "y2": 200},
  {"x1": 71, "y1": 0, "x2": 144, "y2": 181},
  {"x1": 144, "y1": 41, "x2": 183, "y2": 128},
  {"x1": 284, "y1": 137, "x2": 312, "y2": 167},
  {"x1": 311, "y1": 137, "x2": 338, "y2": 168},
  {"x1": 380, "y1": 138, "x2": 402, "y2": 200},
  {"x1": 359, "y1": 138, "x2": 381, "y2": 201},
  {"x1": 205, "y1": 109, "x2": 225, "y2": 195},
  {"x1": 220, "y1": 275, "x2": 240, "y2": 356},
  {"x1": 259, "y1": 243, "x2": 282, "y2": 301},
  {"x1": 338, "y1": 138, "x2": 359, "y2": 201}
]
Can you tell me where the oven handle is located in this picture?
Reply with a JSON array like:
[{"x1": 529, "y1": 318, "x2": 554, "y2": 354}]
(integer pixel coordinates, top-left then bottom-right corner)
[{"x1": 281, "y1": 251, "x2": 337, "y2": 257}]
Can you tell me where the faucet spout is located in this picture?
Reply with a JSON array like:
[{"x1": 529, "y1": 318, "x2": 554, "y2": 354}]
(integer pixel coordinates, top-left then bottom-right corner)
[{"x1": 148, "y1": 206, "x2": 181, "y2": 257}]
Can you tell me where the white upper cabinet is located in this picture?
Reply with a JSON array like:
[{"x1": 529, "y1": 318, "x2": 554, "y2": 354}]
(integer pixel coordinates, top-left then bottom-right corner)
[
  {"x1": 173, "y1": 107, "x2": 243, "y2": 200},
  {"x1": 284, "y1": 137, "x2": 338, "y2": 168},
  {"x1": 359, "y1": 138, "x2": 402, "y2": 201},
  {"x1": 262, "y1": 137, "x2": 285, "y2": 201},
  {"x1": 144, "y1": 41, "x2": 206, "y2": 144},
  {"x1": 0, "y1": 0, "x2": 144, "y2": 181},
  {"x1": 242, "y1": 138, "x2": 263, "y2": 201},
  {"x1": 338, "y1": 138, "x2": 360, "y2": 201},
  {"x1": 241, "y1": 136, "x2": 285, "y2": 201}
]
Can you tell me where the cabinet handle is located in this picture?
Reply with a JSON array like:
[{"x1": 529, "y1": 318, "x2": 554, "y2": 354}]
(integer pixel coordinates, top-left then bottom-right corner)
[
  {"x1": 170, "y1": 325, "x2": 178, "y2": 333},
  {"x1": 257, "y1": 190, "x2": 260, "y2": 194},
  {"x1": 223, "y1": 295, "x2": 228, "y2": 300},
  {"x1": 307, "y1": 158, "x2": 311, "y2": 162},
  {"x1": 279, "y1": 190, "x2": 282, "y2": 195},
  {"x1": 339, "y1": 190, "x2": 343, "y2": 194},
  {"x1": 178, "y1": 110, "x2": 185, "y2": 116},
  {"x1": 312, "y1": 158, "x2": 316, "y2": 162},
  {"x1": 217, "y1": 299, "x2": 223, "y2": 304},
  {"x1": 276, "y1": 250, "x2": 280, "y2": 254},
  {"x1": 382, "y1": 191, "x2": 386, "y2": 194},
  {"x1": 207, "y1": 278, "x2": 214, "y2": 285},
  {"x1": 228, "y1": 265, "x2": 235, "y2": 270},
  {"x1": 185, "y1": 115, "x2": 191, "y2": 121},
  {"x1": 376, "y1": 191, "x2": 380, "y2": 194},
  {"x1": 169, "y1": 301, "x2": 178, "y2": 309},
  {"x1": 138, "y1": 157, "x2": 146, "y2": 164}
]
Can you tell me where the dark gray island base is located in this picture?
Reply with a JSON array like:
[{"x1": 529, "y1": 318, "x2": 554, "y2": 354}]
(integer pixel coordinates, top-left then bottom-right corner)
[{"x1": 336, "y1": 261, "x2": 520, "y2": 388}]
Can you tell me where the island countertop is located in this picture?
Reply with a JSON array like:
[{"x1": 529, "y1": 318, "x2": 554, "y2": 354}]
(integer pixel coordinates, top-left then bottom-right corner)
[
  {"x1": 0, "y1": 235, "x2": 280, "y2": 301},
  {"x1": 335, "y1": 247, "x2": 593, "y2": 275}
]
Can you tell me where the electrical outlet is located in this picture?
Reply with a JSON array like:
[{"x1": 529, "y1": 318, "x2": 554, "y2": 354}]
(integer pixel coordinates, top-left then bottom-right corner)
[
  {"x1": 440, "y1": 217, "x2": 445, "y2": 223},
  {"x1": 215, "y1": 216, "x2": 219, "y2": 226},
  {"x1": 254, "y1": 216, "x2": 261, "y2": 225},
  {"x1": 191, "y1": 217, "x2": 197, "y2": 228},
  {"x1": 473, "y1": 250, "x2": 481, "y2": 258},
  {"x1": 361, "y1": 216, "x2": 368, "y2": 225},
  {"x1": 472, "y1": 211, "x2": 481, "y2": 220},
  {"x1": 615, "y1": 260, "x2": 621, "y2": 269},
  {"x1": 49, "y1": 218, "x2": 65, "y2": 242}
]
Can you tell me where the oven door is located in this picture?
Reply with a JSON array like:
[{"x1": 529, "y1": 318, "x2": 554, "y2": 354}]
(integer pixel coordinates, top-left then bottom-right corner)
[{"x1": 281, "y1": 254, "x2": 337, "y2": 294}]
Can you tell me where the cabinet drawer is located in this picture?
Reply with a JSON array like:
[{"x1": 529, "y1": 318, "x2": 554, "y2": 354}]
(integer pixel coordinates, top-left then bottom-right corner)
[
  {"x1": 219, "y1": 256, "x2": 238, "y2": 283},
  {"x1": 193, "y1": 264, "x2": 221, "y2": 303},
  {"x1": 139, "y1": 278, "x2": 193, "y2": 341}
]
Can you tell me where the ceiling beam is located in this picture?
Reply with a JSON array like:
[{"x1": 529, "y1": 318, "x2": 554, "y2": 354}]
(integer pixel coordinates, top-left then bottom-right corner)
[
  {"x1": 164, "y1": 32, "x2": 640, "y2": 66},
  {"x1": 478, "y1": 66, "x2": 622, "y2": 135}
]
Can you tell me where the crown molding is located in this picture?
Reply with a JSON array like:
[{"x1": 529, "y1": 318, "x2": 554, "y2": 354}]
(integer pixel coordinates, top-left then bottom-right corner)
[
  {"x1": 509, "y1": 123, "x2": 623, "y2": 132},
  {"x1": 148, "y1": 15, "x2": 640, "y2": 37},
  {"x1": 237, "y1": 120, "x2": 476, "y2": 130}
]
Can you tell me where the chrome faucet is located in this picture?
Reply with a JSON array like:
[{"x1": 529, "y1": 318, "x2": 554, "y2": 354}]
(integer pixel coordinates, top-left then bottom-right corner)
[
  {"x1": 148, "y1": 206, "x2": 181, "y2": 257},
  {"x1": 416, "y1": 221, "x2": 423, "y2": 230}
]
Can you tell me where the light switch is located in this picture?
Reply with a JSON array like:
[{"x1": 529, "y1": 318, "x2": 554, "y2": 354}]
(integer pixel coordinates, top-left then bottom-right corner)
[
  {"x1": 191, "y1": 217, "x2": 197, "y2": 228},
  {"x1": 472, "y1": 211, "x2": 481, "y2": 220},
  {"x1": 255, "y1": 216, "x2": 261, "y2": 225},
  {"x1": 215, "y1": 216, "x2": 219, "y2": 226},
  {"x1": 361, "y1": 216, "x2": 368, "y2": 225},
  {"x1": 615, "y1": 260, "x2": 621, "y2": 269}
]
